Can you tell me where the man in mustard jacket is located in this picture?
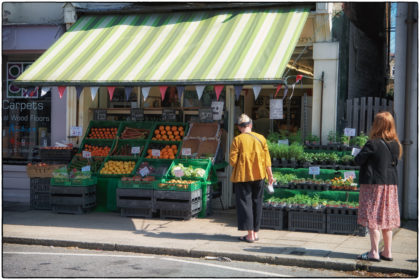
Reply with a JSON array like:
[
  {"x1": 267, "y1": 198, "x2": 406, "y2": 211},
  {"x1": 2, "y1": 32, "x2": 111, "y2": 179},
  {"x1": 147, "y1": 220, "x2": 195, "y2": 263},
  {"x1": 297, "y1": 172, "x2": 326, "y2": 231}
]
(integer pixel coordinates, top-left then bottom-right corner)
[{"x1": 230, "y1": 114, "x2": 274, "y2": 243}]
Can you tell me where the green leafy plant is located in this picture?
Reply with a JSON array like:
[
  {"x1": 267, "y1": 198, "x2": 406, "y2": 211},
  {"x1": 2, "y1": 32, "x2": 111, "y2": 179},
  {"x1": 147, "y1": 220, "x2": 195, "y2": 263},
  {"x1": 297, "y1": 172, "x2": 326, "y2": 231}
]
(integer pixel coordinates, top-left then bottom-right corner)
[
  {"x1": 267, "y1": 132, "x2": 281, "y2": 143},
  {"x1": 328, "y1": 131, "x2": 338, "y2": 143},
  {"x1": 278, "y1": 144, "x2": 289, "y2": 160},
  {"x1": 340, "y1": 154, "x2": 355, "y2": 164},
  {"x1": 350, "y1": 132, "x2": 369, "y2": 147},
  {"x1": 305, "y1": 134, "x2": 319, "y2": 143},
  {"x1": 288, "y1": 143, "x2": 304, "y2": 160},
  {"x1": 340, "y1": 135, "x2": 350, "y2": 145}
]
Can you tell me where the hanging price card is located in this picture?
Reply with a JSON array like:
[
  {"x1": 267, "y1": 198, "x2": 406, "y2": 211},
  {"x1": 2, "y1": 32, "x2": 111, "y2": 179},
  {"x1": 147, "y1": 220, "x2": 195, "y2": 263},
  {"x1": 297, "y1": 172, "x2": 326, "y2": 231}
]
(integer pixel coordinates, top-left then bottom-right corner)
[
  {"x1": 131, "y1": 146, "x2": 141, "y2": 155},
  {"x1": 139, "y1": 166, "x2": 150, "y2": 177},
  {"x1": 151, "y1": 149, "x2": 161, "y2": 157},
  {"x1": 309, "y1": 166, "x2": 320, "y2": 175},
  {"x1": 70, "y1": 126, "x2": 83, "y2": 136},
  {"x1": 344, "y1": 171, "x2": 356, "y2": 180},
  {"x1": 82, "y1": 151, "x2": 91, "y2": 158},
  {"x1": 81, "y1": 165, "x2": 91, "y2": 172},
  {"x1": 174, "y1": 169, "x2": 184, "y2": 177},
  {"x1": 182, "y1": 148, "x2": 192, "y2": 156},
  {"x1": 344, "y1": 128, "x2": 356, "y2": 137}
]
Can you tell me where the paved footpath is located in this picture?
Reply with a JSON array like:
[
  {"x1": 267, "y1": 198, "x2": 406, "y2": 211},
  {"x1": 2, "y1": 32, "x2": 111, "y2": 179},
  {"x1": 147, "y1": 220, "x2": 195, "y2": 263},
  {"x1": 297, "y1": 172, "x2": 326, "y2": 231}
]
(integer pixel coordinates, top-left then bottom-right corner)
[{"x1": 2, "y1": 204, "x2": 418, "y2": 276}]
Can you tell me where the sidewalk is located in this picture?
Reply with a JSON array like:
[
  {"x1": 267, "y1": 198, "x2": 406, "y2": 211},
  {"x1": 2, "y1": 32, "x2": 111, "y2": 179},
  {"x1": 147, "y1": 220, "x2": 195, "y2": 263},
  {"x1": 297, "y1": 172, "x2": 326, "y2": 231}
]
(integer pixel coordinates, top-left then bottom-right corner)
[{"x1": 2, "y1": 203, "x2": 418, "y2": 276}]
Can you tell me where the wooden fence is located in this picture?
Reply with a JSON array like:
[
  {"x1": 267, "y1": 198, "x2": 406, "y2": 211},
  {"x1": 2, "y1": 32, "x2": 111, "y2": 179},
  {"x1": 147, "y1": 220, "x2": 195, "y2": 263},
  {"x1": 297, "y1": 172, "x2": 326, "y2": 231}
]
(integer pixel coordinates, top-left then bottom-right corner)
[{"x1": 346, "y1": 97, "x2": 394, "y2": 135}]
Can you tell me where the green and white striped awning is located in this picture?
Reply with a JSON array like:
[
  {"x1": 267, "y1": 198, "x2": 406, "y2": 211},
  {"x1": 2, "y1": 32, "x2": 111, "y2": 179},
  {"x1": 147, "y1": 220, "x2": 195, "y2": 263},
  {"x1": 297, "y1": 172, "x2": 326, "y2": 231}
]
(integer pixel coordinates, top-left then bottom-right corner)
[{"x1": 15, "y1": 7, "x2": 309, "y2": 87}]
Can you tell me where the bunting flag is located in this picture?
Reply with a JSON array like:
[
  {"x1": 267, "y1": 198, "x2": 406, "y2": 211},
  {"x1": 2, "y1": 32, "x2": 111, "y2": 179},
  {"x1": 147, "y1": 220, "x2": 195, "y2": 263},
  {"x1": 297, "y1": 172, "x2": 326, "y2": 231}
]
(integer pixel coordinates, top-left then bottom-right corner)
[
  {"x1": 275, "y1": 85, "x2": 283, "y2": 98},
  {"x1": 90, "y1": 87, "x2": 99, "y2": 101},
  {"x1": 76, "y1": 86, "x2": 84, "y2": 99},
  {"x1": 41, "y1": 87, "x2": 51, "y2": 97},
  {"x1": 29, "y1": 87, "x2": 39, "y2": 97},
  {"x1": 214, "y1": 85, "x2": 224, "y2": 101},
  {"x1": 142, "y1": 87, "x2": 150, "y2": 101},
  {"x1": 58, "y1": 86, "x2": 66, "y2": 99},
  {"x1": 159, "y1": 86, "x2": 168, "y2": 101},
  {"x1": 107, "y1": 86, "x2": 116, "y2": 100},
  {"x1": 252, "y1": 85, "x2": 262, "y2": 101},
  {"x1": 282, "y1": 85, "x2": 289, "y2": 100},
  {"x1": 195, "y1": 85, "x2": 205, "y2": 100},
  {"x1": 23, "y1": 87, "x2": 32, "y2": 97},
  {"x1": 289, "y1": 84, "x2": 295, "y2": 100},
  {"x1": 176, "y1": 86, "x2": 185, "y2": 102},
  {"x1": 296, "y1": 75, "x2": 303, "y2": 83},
  {"x1": 234, "y1": 85, "x2": 242, "y2": 101},
  {"x1": 124, "y1": 87, "x2": 133, "y2": 101}
]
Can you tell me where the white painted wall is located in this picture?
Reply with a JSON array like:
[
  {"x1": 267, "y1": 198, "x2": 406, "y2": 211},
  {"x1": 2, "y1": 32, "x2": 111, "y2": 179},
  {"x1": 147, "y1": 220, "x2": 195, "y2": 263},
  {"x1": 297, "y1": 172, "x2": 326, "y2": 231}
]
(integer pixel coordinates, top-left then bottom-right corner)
[{"x1": 3, "y1": 2, "x2": 64, "y2": 24}]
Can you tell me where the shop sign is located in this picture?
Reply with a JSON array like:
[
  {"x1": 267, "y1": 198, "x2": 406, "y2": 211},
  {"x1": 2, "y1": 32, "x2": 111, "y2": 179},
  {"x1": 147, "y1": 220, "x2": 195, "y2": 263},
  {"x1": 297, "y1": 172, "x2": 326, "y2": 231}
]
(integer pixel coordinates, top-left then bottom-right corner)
[
  {"x1": 94, "y1": 109, "x2": 107, "y2": 121},
  {"x1": 130, "y1": 108, "x2": 144, "y2": 121},
  {"x1": 131, "y1": 146, "x2": 141, "y2": 155},
  {"x1": 70, "y1": 126, "x2": 83, "y2": 137},
  {"x1": 309, "y1": 166, "x2": 320, "y2": 175},
  {"x1": 269, "y1": 99, "x2": 283, "y2": 119},
  {"x1": 7, "y1": 62, "x2": 39, "y2": 98},
  {"x1": 211, "y1": 101, "x2": 224, "y2": 121},
  {"x1": 344, "y1": 128, "x2": 356, "y2": 137},
  {"x1": 162, "y1": 109, "x2": 177, "y2": 121},
  {"x1": 198, "y1": 108, "x2": 213, "y2": 122}
]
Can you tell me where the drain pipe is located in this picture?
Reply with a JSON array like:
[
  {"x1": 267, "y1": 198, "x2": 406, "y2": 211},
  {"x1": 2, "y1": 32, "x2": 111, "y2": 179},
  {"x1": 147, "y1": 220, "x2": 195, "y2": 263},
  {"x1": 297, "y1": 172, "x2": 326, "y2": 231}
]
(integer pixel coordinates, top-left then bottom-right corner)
[{"x1": 402, "y1": 3, "x2": 415, "y2": 219}]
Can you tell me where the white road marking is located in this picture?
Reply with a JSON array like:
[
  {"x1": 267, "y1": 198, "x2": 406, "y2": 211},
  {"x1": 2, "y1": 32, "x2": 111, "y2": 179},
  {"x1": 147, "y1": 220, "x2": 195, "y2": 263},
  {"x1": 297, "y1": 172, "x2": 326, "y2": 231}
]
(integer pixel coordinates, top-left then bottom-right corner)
[{"x1": 4, "y1": 251, "x2": 290, "y2": 277}]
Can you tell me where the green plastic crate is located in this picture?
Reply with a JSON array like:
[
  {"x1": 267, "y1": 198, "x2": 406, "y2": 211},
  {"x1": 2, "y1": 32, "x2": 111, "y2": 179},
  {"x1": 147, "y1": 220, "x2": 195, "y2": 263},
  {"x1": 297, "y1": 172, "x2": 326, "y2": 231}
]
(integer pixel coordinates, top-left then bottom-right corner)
[
  {"x1": 98, "y1": 157, "x2": 139, "y2": 177},
  {"x1": 118, "y1": 178, "x2": 155, "y2": 190},
  {"x1": 50, "y1": 177, "x2": 71, "y2": 186},
  {"x1": 84, "y1": 120, "x2": 121, "y2": 140},
  {"x1": 71, "y1": 177, "x2": 97, "y2": 187},
  {"x1": 156, "y1": 178, "x2": 201, "y2": 192},
  {"x1": 119, "y1": 121, "x2": 155, "y2": 141},
  {"x1": 150, "y1": 122, "x2": 189, "y2": 142},
  {"x1": 110, "y1": 139, "x2": 148, "y2": 158},
  {"x1": 68, "y1": 155, "x2": 105, "y2": 175},
  {"x1": 78, "y1": 139, "x2": 115, "y2": 155},
  {"x1": 134, "y1": 159, "x2": 172, "y2": 178},
  {"x1": 165, "y1": 159, "x2": 212, "y2": 182}
]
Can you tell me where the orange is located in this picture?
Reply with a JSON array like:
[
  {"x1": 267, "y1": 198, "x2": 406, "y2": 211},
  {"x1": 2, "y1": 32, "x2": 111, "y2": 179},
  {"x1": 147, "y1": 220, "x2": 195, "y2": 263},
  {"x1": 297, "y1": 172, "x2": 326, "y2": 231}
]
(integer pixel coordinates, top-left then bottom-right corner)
[
  {"x1": 156, "y1": 134, "x2": 162, "y2": 139},
  {"x1": 179, "y1": 131, "x2": 184, "y2": 136},
  {"x1": 171, "y1": 126, "x2": 177, "y2": 131},
  {"x1": 173, "y1": 131, "x2": 179, "y2": 136},
  {"x1": 165, "y1": 126, "x2": 171, "y2": 131},
  {"x1": 159, "y1": 126, "x2": 165, "y2": 131},
  {"x1": 169, "y1": 135, "x2": 175, "y2": 141},
  {"x1": 154, "y1": 129, "x2": 160, "y2": 135},
  {"x1": 167, "y1": 131, "x2": 173, "y2": 136},
  {"x1": 175, "y1": 136, "x2": 181, "y2": 141},
  {"x1": 160, "y1": 130, "x2": 166, "y2": 135},
  {"x1": 169, "y1": 154, "x2": 175, "y2": 160},
  {"x1": 147, "y1": 149, "x2": 153, "y2": 155},
  {"x1": 178, "y1": 126, "x2": 184, "y2": 131}
]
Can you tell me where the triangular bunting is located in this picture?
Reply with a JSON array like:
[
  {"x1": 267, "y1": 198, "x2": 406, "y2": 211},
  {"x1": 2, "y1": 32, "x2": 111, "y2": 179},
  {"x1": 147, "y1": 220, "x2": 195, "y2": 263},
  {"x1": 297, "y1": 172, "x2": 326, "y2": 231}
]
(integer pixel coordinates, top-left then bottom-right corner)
[
  {"x1": 107, "y1": 86, "x2": 116, "y2": 101},
  {"x1": 195, "y1": 85, "x2": 205, "y2": 100},
  {"x1": 90, "y1": 87, "x2": 99, "y2": 101},
  {"x1": 124, "y1": 87, "x2": 133, "y2": 101},
  {"x1": 29, "y1": 87, "x2": 38, "y2": 97},
  {"x1": 234, "y1": 85, "x2": 242, "y2": 101},
  {"x1": 58, "y1": 86, "x2": 66, "y2": 99},
  {"x1": 296, "y1": 75, "x2": 303, "y2": 83},
  {"x1": 214, "y1": 85, "x2": 224, "y2": 101},
  {"x1": 252, "y1": 85, "x2": 262, "y2": 101},
  {"x1": 289, "y1": 84, "x2": 295, "y2": 100},
  {"x1": 282, "y1": 85, "x2": 289, "y2": 100},
  {"x1": 176, "y1": 86, "x2": 185, "y2": 102},
  {"x1": 41, "y1": 87, "x2": 50, "y2": 97},
  {"x1": 76, "y1": 86, "x2": 84, "y2": 99},
  {"x1": 275, "y1": 85, "x2": 282, "y2": 98},
  {"x1": 159, "y1": 86, "x2": 168, "y2": 101},
  {"x1": 142, "y1": 87, "x2": 150, "y2": 102}
]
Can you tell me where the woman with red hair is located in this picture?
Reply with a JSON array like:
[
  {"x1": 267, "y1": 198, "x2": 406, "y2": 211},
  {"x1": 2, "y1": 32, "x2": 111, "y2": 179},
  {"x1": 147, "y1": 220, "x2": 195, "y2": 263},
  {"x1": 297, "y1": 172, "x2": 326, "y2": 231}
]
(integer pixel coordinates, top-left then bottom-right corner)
[{"x1": 355, "y1": 111, "x2": 402, "y2": 262}]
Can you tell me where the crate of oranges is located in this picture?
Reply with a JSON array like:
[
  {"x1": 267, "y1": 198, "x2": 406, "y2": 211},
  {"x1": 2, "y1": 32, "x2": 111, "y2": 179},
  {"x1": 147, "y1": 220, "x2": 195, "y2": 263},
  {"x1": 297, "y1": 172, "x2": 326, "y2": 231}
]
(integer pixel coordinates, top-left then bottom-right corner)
[
  {"x1": 79, "y1": 140, "x2": 113, "y2": 157},
  {"x1": 145, "y1": 142, "x2": 180, "y2": 160},
  {"x1": 85, "y1": 120, "x2": 121, "y2": 140},
  {"x1": 151, "y1": 123, "x2": 187, "y2": 142}
]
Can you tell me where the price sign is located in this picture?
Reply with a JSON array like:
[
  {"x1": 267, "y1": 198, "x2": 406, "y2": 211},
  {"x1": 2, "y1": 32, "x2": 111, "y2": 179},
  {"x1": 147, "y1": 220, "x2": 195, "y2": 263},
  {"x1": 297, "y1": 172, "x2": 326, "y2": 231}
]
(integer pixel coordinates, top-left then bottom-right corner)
[
  {"x1": 151, "y1": 149, "x2": 161, "y2": 157},
  {"x1": 94, "y1": 109, "x2": 107, "y2": 121},
  {"x1": 139, "y1": 166, "x2": 150, "y2": 177},
  {"x1": 131, "y1": 108, "x2": 144, "y2": 121},
  {"x1": 344, "y1": 128, "x2": 356, "y2": 137},
  {"x1": 309, "y1": 166, "x2": 320, "y2": 175},
  {"x1": 199, "y1": 108, "x2": 214, "y2": 122},
  {"x1": 42, "y1": 139, "x2": 48, "y2": 147},
  {"x1": 351, "y1": 147, "x2": 361, "y2": 156},
  {"x1": 131, "y1": 146, "x2": 141, "y2": 155},
  {"x1": 81, "y1": 165, "x2": 91, "y2": 172},
  {"x1": 182, "y1": 148, "x2": 192, "y2": 156},
  {"x1": 211, "y1": 101, "x2": 224, "y2": 121},
  {"x1": 70, "y1": 126, "x2": 83, "y2": 137},
  {"x1": 344, "y1": 171, "x2": 356, "y2": 180},
  {"x1": 162, "y1": 109, "x2": 177, "y2": 121},
  {"x1": 82, "y1": 151, "x2": 92, "y2": 159},
  {"x1": 174, "y1": 169, "x2": 184, "y2": 178},
  {"x1": 278, "y1": 139, "x2": 289, "y2": 146},
  {"x1": 270, "y1": 99, "x2": 284, "y2": 119}
]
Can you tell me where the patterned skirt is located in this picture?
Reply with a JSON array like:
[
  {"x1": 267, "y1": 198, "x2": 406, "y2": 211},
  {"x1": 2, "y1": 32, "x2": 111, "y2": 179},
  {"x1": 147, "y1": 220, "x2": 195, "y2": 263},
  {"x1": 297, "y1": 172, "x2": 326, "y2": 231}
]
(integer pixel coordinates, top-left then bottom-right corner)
[{"x1": 357, "y1": 184, "x2": 400, "y2": 230}]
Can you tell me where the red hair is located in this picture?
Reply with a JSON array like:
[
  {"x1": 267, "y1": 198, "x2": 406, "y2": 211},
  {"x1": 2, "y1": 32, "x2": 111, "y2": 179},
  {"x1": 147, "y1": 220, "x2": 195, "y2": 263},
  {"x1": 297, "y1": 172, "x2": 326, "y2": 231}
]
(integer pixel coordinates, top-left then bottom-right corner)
[{"x1": 369, "y1": 111, "x2": 402, "y2": 158}]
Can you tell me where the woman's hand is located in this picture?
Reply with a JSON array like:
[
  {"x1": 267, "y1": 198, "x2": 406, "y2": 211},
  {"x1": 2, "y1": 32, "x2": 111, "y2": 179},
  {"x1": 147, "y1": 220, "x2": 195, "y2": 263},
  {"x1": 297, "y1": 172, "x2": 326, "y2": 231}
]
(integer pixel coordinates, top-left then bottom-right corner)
[{"x1": 268, "y1": 176, "x2": 275, "y2": 185}]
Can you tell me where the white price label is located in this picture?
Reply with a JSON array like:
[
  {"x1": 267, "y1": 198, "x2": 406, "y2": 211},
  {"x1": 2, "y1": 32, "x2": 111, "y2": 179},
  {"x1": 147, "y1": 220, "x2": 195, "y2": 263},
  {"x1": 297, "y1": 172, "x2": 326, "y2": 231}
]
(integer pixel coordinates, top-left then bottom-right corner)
[
  {"x1": 151, "y1": 149, "x2": 161, "y2": 157},
  {"x1": 344, "y1": 128, "x2": 356, "y2": 137},
  {"x1": 344, "y1": 171, "x2": 356, "y2": 180},
  {"x1": 278, "y1": 139, "x2": 289, "y2": 146},
  {"x1": 182, "y1": 148, "x2": 192, "y2": 156},
  {"x1": 131, "y1": 146, "x2": 141, "y2": 154},
  {"x1": 139, "y1": 166, "x2": 150, "y2": 177},
  {"x1": 82, "y1": 151, "x2": 92, "y2": 158},
  {"x1": 81, "y1": 165, "x2": 91, "y2": 172},
  {"x1": 42, "y1": 139, "x2": 48, "y2": 146},
  {"x1": 309, "y1": 166, "x2": 320, "y2": 175},
  {"x1": 174, "y1": 169, "x2": 184, "y2": 178},
  {"x1": 70, "y1": 126, "x2": 83, "y2": 136},
  {"x1": 351, "y1": 147, "x2": 361, "y2": 156}
]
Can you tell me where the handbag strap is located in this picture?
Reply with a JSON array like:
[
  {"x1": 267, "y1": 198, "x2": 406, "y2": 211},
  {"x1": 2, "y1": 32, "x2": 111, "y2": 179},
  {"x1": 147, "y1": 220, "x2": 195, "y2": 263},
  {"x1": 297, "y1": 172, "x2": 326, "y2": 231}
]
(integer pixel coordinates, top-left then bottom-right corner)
[
  {"x1": 380, "y1": 139, "x2": 397, "y2": 166},
  {"x1": 245, "y1": 132, "x2": 263, "y2": 147}
]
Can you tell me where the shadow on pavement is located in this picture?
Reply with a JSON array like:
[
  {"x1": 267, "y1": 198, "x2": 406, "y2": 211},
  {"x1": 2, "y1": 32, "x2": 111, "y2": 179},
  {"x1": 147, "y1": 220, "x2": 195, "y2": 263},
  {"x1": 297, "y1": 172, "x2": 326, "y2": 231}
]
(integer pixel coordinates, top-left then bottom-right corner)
[
  {"x1": 133, "y1": 230, "x2": 236, "y2": 242},
  {"x1": 244, "y1": 246, "x2": 358, "y2": 259}
]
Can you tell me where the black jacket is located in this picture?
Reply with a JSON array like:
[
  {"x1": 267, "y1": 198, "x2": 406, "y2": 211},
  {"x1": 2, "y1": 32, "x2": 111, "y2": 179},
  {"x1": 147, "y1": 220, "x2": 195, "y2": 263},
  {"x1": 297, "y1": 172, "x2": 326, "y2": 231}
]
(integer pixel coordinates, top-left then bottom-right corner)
[{"x1": 354, "y1": 139, "x2": 400, "y2": 185}]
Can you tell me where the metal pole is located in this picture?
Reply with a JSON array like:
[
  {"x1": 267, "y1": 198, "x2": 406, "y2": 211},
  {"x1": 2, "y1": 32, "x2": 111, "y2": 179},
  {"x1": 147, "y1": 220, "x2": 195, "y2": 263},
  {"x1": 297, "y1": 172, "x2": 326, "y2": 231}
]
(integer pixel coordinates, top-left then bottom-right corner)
[{"x1": 319, "y1": 71, "x2": 324, "y2": 145}]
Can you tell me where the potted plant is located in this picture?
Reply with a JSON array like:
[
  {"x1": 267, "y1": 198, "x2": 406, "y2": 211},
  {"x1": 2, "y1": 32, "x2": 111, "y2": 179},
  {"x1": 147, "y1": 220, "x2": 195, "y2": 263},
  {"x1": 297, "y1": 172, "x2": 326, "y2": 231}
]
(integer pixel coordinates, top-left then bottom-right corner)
[
  {"x1": 288, "y1": 143, "x2": 304, "y2": 167},
  {"x1": 350, "y1": 132, "x2": 369, "y2": 148},
  {"x1": 327, "y1": 131, "x2": 338, "y2": 145},
  {"x1": 278, "y1": 144, "x2": 289, "y2": 166},
  {"x1": 340, "y1": 155, "x2": 355, "y2": 166}
]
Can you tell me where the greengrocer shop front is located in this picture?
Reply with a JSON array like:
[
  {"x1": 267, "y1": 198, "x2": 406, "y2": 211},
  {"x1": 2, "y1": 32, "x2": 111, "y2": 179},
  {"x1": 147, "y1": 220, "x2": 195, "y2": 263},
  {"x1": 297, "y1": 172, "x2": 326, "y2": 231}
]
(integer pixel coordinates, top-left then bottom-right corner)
[{"x1": 14, "y1": 6, "x2": 312, "y2": 216}]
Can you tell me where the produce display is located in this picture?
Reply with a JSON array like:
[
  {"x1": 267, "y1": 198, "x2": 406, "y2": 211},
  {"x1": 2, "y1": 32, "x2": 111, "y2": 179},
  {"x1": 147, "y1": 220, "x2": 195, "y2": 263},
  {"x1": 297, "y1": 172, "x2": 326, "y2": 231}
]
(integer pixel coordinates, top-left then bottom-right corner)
[
  {"x1": 145, "y1": 144, "x2": 178, "y2": 159},
  {"x1": 87, "y1": 127, "x2": 118, "y2": 139},
  {"x1": 135, "y1": 161, "x2": 170, "y2": 177},
  {"x1": 82, "y1": 144, "x2": 111, "y2": 157},
  {"x1": 157, "y1": 179, "x2": 198, "y2": 190},
  {"x1": 111, "y1": 143, "x2": 144, "y2": 156},
  {"x1": 121, "y1": 175, "x2": 155, "y2": 182},
  {"x1": 152, "y1": 125, "x2": 184, "y2": 141},
  {"x1": 69, "y1": 156, "x2": 104, "y2": 173},
  {"x1": 170, "y1": 163, "x2": 206, "y2": 178},
  {"x1": 40, "y1": 146, "x2": 73, "y2": 151},
  {"x1": 120, "y1": 127, "x2": 149, "y2": 140},
  {"x1": 99, "y1": 160, "x2": 136, "y2": 175}
]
